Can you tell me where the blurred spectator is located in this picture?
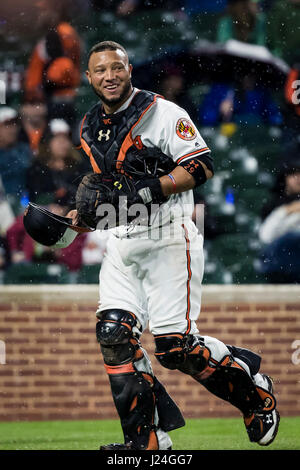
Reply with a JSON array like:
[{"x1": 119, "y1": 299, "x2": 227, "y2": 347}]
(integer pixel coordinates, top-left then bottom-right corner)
[
  {"x1": 6, "y1": 214, "x2": 35, "y2": 265},
  {"x1": 0, "y1": 107, "x2": 33, "y2": 211},
  {"x1": 82, "y1": 230, "x2": 110, "y2": 266},
  {"x1": 267, "y1": 0, "x2": 300, "y2": 66},
  {"x1": 0, "y1": 176, "x2": 15, "y2": 237},
  {"x1": 6, "y1": 204, "x2": 86, "y2": 277},
  {"x1": 281, "y1": 56, "x2": 300, "y2": 152},
  {"x1": 284, "y1": 58, "x2": 300, "y2": 119},
  {"x1": 157, "y1": 66, "x2": 198, "y2": 123},
  {"x1": 26, "y1": 119, "x2": 87, "y2": 207},
  {"x1": 199, "y1": 75, "x2": 282, "y2": 126},
  {"x1": 18, "y1": 101, "x2": 48, "y2": 156},
  {"x1": 258, "y1": 158, "x2": 300, "y2": 283},
  {"x1": 24, "y1": 0, "x2": 82, "y2": 127},
  {"x1": 217, "y1": 0, "x2": 266, "y2": 45},
  {"x1": 56, "y1": 228, "x2": 87, "y2": 277},
  {"x1": 0, "y1": 176, "x2": 14, "y2": 282}
]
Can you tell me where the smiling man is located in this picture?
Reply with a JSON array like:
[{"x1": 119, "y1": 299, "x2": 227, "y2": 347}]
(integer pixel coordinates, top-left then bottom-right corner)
[
  {"x1": 86, "y1": 43, "x2": 133, "y2": 113},
  {"x1": 71, "y1": 41, "x2": 280, "y2": 451}
]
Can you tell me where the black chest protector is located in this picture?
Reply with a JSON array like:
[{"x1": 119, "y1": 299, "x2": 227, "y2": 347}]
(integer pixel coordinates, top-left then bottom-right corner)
[{"x1": 80, "y1": 90, "x2": 176, "y2": 177}]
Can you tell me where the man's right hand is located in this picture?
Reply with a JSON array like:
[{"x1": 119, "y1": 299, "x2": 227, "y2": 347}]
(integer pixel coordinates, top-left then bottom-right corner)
[{"x1": 66, "y1": 209, "x2": 79, "y2": 225}]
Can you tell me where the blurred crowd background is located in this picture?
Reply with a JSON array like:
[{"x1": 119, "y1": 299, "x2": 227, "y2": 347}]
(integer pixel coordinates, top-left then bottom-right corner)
[{"x1": 0, "y1": 0, "x2": 300, "y2": 285}]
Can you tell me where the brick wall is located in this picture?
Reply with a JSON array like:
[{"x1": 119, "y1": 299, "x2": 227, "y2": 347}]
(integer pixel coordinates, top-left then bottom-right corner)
[{"x1": 0, "y1": 285, "x2": 299, "y2": 421}]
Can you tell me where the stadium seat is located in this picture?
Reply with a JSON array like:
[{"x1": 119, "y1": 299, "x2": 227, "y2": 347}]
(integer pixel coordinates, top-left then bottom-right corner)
[
  {"x1": 209, "y1": 233, "x2": 260, "y2": 266},
  {"x1": 79, "y1": 264, "x2": 100, "y2": 284},
  {"x1": 202, "y1": 256, "x2": 233, "y2": 284},
  {"x1": 4, "y1": 263, "x2": 70, "y2": 284},
  {"x1": 230, "y1": 258, "x2": 267, "y2": 284},
  {"x1": 191, "y1": 12, "x2": 218, "y2": 41}
]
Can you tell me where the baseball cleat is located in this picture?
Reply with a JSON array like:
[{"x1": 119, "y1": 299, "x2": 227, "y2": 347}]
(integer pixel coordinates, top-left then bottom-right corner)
[
  {"x1": 244, "y1": 409, "x2": 280, "y2": 446},
  {"x1": 244, "y1": 374, "x2": 280, "y2": 446}
]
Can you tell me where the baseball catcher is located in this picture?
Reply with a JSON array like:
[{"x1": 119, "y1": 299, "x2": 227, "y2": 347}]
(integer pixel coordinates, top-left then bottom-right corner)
[{"x1": 66, "y1": 41, "x2": 279, "y2": 450}]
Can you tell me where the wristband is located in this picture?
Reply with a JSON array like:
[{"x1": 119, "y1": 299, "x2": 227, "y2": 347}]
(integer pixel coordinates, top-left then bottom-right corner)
[
  {"x1": 136, "y1": 177, "x2": 168, "y2": 205},
  {"x1": 167, "y1": 173, "x2": 177, "y2": 192}
]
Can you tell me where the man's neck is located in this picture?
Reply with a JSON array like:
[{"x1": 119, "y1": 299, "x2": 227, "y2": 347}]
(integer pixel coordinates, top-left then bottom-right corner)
[{"x1": 102, "y1": 86, "x2": 135, "y2": 115}]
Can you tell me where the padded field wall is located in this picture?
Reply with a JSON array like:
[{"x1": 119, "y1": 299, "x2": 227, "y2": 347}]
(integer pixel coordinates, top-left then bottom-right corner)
[{"x1": 0, "y1": 285, "x2": 299, "y2": 421}]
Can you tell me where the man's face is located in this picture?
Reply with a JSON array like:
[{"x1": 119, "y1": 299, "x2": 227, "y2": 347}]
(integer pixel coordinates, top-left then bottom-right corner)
[
  {"x1": 86, "y1": 49, "x2": 133, "y2": 112},
  {"x1": 20, "y1": 103, "x2": 47, "y2": 128},
  {"x1": 0, "y1": 120, "x2": 19, "y2": 148},
  {"x1": 286, "y1": 171, "x2": 300, "y2": 195},
  {"x1": 49, "y1": 134, "x2": 72, "y2": 159}
]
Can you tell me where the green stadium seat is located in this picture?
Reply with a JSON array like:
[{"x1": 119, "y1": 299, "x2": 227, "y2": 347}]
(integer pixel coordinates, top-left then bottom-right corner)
[
  {"x1": 79, "y1": 264, "x2": 100, "y2": 284},
  {"x1": 202, "y1": 257, "x2": 233, "y2": 284},
  {"x1": 191, "y1": 12, "x2": 219, "y2": 41},
  {"x1": 230, "y1": 258, "x2": 267, "y2": 284},
  {"x1": 235, "y1": 188, "x2": 270, "y2": 215},
  {"x1": 210, "y1": 233, "x2": 261, "y2": 267},
  {"x1": 4, "y1": 263, "x2": 70, "y2": 284}
]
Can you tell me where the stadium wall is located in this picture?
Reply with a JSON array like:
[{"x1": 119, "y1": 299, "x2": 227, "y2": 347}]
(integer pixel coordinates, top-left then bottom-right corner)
[{"x1": 0, "y1": 285, "x2": 299, "y2": 421}]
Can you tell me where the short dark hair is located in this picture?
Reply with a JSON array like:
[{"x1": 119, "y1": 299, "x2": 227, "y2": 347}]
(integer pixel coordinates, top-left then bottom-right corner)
[{"x1": 87, "y1": 41, "x2": 129, "y2": 66}]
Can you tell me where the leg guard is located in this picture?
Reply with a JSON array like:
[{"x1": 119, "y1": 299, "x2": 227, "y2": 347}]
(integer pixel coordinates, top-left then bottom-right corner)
[
  {"x1": 97, "y1": 310, "x2": 184, "y2": 450},
  {"x1": 198, "y1": 355, "x2": 276, "y2": 417},
  {"x1": 226, "y1": 344, "x2": 261, "y2": 376},
  {"x1": 154, "y1": 333, "x2": 276, "y2": 417}
]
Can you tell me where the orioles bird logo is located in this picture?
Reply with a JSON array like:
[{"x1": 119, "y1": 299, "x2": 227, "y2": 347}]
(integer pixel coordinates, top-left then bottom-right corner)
[{"x1": 176, "y1": 118, "x2": 196, "y2": 141}]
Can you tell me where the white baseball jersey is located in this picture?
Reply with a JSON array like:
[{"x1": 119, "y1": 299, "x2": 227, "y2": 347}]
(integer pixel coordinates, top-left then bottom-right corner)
[
  {"x1": 96, "y1": 88, "x2": 210, "y2": 335},
  {"x1": 111, "y1": 87, "x2": 210, "y2": 237}
]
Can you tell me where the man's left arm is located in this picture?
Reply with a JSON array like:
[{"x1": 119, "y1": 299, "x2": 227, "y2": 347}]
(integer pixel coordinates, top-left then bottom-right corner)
[
  {"x1": 134, "y1": 154, "x2": 213, "y2": 207},
  {"x1": 160, "y1": 160, "x2": 213, "y2": 197}
]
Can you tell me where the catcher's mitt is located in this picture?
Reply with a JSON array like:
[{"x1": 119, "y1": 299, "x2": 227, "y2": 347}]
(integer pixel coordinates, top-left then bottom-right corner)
[
  {"x1": 75, "y1": 172, "x2": 168, "y2": 229},
  {"x1": 119, "y1": 146, "x2": 177, "y2": 179}
]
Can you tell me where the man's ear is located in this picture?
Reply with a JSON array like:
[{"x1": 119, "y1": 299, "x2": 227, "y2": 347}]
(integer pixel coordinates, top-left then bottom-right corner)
[{"x1": 85, "y1": 69, "x2": 92, "y2": 84}]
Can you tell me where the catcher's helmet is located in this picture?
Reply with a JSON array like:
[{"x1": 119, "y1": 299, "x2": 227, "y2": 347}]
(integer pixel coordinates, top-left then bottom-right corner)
[{"x1": 23, "y1": 202, "x2": 92, "y2": 248}]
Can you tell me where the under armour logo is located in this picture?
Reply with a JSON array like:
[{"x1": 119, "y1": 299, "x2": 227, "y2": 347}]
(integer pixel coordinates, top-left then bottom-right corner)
[
  {"x1": 265, "y1": 414, "x2": 273, "y2": 424},
  {"x1": 98, "y1": 129, "x2": 111, "y2": 141}
]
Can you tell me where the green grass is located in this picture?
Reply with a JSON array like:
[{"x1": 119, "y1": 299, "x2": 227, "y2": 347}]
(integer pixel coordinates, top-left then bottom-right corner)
[{"x1": 0, "y1": 417, "x2": 299, "y2": 450}]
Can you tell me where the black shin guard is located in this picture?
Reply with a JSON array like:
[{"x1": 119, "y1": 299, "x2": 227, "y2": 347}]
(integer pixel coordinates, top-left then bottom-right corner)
[
  {"x1": 153, "y1": 377, "x2": 185, "y2": 432},
  {"x1": 108, "y1": 371, "x2": 157, "y2": 449},
  {"x1": 155, "y1": 333, "x2": 276, "y2": 417},
  {"x1": 194, "y1": 356, "x2": 276, "y2": 417},
  {"x1": 97, "y1": 310, "x2": 184, "y2": 449},
  {"x1": 108, "y1": 371, "x2": 185, "y2": 448}
]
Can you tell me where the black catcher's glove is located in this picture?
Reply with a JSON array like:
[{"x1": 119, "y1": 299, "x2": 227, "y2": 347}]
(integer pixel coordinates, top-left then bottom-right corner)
[
  {"x1": 75, "y1": 172, "x2": 168, "y2": 229},
  {"x1": 120, "y1": 146, "x2": 177, "y2": 178}
]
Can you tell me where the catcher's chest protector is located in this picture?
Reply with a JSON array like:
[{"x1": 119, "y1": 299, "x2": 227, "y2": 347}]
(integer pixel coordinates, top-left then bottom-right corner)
[{"x1": 80, "y1": 90, "x2": 158, "y2": 174}]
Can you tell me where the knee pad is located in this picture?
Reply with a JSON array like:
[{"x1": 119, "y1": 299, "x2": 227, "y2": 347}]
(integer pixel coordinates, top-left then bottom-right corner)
[
  {"x1": 96, "y1": 309, "x2": 138, "y2": 366},
  {"x1": 154, "y1": 333, "x2": 208, "y2": 374}
]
